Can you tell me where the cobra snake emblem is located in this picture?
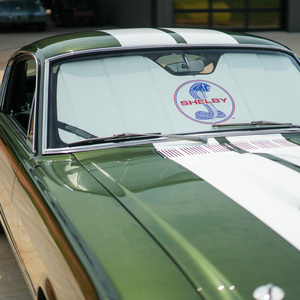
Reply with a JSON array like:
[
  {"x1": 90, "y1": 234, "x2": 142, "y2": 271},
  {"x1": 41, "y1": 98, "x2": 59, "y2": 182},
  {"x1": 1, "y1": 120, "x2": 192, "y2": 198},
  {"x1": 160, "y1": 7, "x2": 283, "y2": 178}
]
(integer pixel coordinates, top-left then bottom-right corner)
[{"x1": 189, "y1": 82, "x2": 226, "y2": 121}]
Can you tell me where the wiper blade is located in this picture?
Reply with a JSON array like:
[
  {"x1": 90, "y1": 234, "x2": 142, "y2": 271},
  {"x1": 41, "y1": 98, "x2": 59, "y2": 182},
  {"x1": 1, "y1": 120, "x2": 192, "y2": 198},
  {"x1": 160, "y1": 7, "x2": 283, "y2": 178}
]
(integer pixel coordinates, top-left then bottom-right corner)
[
  {"x1": 68, "y1": 132, "x2": 161, "y2": 147},
  {"x1": 68, "y1": 132, "x2": 207, "y2": 147},
  {"x1": 213, "y1": 121, "x2": 297, "y2": 127}
]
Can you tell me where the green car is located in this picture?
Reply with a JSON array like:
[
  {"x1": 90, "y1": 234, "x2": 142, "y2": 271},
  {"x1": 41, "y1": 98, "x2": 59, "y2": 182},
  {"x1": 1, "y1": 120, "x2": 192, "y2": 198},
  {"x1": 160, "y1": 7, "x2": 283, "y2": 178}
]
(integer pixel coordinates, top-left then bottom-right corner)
[
  {"x1": 0, "y1": 0, "x2": 47, "y2": 30},
  {"x1": 0, "y1": 28, "x2": 299, "y2": 300}
]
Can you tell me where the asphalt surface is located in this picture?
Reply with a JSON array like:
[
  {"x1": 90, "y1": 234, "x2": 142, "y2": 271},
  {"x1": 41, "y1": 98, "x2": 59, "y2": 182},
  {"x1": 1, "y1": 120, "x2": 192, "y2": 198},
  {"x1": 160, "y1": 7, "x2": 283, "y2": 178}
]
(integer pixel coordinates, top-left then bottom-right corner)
[
  {"x1": 0, "y1": 23, "x2": 300, "y2": 299},
  {"x1": 0, "y1": 229, "x2": 32, "y2": 299}
]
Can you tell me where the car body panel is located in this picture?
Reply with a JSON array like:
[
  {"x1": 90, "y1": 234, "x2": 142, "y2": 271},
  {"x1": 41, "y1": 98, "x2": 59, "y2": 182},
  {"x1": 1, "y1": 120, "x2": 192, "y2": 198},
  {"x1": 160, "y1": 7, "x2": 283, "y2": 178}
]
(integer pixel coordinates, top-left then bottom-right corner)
[
  {"x1": 0, "y1": 28, "x2": 299, "y2": 299},
  {"x1": 73, "y1": 141, "x2": 300, "y2": 299},
  {"x1": 0, "y1": 114, "x2": 88, "y2": 299},
  {"x1": 18, "y1": 151, "x2": 204, "y2": 300}
]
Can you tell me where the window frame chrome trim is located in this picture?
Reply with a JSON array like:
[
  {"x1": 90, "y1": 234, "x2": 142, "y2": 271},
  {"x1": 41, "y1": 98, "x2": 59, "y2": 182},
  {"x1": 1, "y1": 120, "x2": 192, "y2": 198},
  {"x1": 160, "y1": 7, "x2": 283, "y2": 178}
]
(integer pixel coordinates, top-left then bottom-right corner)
[
  {"x1": 0, "y1": 51, "x2": 39, "y2": 154},
  {"x1": 28, "y1": 54, "x2": 39, "y2": 154},
  {"x1": 41, "y1": 44, "x2": 300, "y2": 155}
]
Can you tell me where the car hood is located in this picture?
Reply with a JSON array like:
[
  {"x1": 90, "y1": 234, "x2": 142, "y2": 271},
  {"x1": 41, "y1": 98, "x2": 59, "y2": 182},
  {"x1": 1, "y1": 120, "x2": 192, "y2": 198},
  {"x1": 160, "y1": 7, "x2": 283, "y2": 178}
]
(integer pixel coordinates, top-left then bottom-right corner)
[{"x1": 49, "y1": 132, "x2": 300, "y2": 299}]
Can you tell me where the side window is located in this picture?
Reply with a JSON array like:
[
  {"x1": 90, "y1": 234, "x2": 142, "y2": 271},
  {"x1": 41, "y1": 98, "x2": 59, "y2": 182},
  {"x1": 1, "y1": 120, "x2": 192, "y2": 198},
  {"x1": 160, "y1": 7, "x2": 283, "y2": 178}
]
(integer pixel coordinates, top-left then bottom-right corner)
[{"x1": 4, "y1": 57, "x2": 36, "y2": 138}]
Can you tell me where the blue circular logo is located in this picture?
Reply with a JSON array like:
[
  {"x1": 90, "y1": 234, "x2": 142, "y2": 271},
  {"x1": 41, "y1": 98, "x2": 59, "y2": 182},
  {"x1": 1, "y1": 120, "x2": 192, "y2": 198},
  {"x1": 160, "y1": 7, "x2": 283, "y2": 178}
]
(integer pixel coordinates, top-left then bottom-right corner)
[{"x1": 174, "y1": 80, "x2": 235, "y2": 124}]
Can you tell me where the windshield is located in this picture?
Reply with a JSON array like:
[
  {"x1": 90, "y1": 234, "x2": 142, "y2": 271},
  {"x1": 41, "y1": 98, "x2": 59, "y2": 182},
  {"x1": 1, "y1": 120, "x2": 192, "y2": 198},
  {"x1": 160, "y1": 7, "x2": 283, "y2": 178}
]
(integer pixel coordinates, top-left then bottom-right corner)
[{"x1": 48, "y1": 48, "x2": 300, "y2": 148}]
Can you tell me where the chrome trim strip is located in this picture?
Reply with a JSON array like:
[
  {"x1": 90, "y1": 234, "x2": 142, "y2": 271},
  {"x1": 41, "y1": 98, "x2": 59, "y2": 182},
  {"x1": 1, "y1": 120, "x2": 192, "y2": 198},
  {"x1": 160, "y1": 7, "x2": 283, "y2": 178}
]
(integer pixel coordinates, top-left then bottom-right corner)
[
  {"x1": 30, "y1": 54, "x2": 40, "y2": 154},
  {"x1": 45, "y1": 43, "x2": 294, "y2": 63},
  {"x1": 43, "y1": 138, "x2": 166, "y2": 155},
  {"x1": 42, "y1": 128, "x2": 300, "y2": 155},
  {"x1": 42, "y1": 60, "x2": 50, "y2": 155},
  {"x1": 0, "y1": 64, "x2": 10, "y2": 108}
]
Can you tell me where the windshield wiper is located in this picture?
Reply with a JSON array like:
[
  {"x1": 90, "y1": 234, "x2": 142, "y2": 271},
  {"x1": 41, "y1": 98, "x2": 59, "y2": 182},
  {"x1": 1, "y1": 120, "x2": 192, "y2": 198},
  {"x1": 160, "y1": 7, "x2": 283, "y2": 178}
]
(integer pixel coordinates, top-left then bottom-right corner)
[
  {"x1": 213, "y1": 121, "x2": 297, "y2": 127},
  {"x1": 128, "y1": 132, "x2": 208, "y2": 143},
  {"x1": 68, "y1": 133, "x2": 161, "y2": 147},
  {"x1": 68, "y1": 132, "x2": 207, "y2": 147}
]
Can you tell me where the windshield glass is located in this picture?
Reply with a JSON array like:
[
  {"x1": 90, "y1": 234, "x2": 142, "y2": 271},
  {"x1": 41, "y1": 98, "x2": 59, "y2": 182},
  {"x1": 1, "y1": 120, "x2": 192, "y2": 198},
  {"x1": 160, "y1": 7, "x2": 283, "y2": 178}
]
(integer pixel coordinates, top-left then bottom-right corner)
[{"x1": 48, "y1": 48, "x2": 300, "y2": 148}]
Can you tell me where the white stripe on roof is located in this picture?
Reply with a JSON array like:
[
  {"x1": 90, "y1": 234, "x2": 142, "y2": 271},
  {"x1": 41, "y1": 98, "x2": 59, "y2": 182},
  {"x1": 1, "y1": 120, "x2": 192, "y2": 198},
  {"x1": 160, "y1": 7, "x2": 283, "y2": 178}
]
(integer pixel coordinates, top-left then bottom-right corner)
[
  {"x1": 101, "y1": 28, "x2": 178, "y2": 47},
  {"x1": 164, "y1": 28, "x2": 239, "y2": 45}
]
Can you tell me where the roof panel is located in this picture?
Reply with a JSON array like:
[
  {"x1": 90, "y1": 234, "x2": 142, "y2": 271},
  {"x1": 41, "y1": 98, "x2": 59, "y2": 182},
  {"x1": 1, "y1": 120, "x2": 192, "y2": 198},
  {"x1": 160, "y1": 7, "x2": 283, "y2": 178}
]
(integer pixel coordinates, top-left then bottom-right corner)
[{"x1": 20, "y1": 28, "x2": 288, "y2": 61}]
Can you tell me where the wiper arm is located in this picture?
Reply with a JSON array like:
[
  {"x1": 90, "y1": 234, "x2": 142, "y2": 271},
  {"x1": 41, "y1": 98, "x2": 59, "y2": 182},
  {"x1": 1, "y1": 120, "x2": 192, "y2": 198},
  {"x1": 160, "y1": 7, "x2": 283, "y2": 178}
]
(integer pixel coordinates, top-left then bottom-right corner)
[
  {"x1": 132, "y1": 132, "x2": 208, "y2": 143},
  {"x1": 213, "y1": 120, "x2": 296, "y2": 127},
  {"x1": 68, "y1": 132, "x2": 207, "y2": 147},
  {"x1": 252, "y1": 121, "x2": 294, "y2": 126}
]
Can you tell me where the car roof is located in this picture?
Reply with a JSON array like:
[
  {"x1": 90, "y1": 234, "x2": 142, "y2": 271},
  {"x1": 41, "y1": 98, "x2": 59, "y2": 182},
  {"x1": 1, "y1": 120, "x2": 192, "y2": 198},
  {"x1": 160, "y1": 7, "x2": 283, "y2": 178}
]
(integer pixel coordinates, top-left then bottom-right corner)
[{"x1": 21, "y1": 28, "x2": 289, "y2": 61}]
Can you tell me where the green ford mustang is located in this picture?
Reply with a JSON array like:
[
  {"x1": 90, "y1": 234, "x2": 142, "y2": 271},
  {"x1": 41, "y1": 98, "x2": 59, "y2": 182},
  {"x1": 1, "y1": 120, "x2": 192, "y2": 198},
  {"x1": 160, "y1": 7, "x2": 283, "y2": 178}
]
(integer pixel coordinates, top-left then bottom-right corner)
[{"x1": 0, "y1": 28, "x2": 299, "y2": 299}]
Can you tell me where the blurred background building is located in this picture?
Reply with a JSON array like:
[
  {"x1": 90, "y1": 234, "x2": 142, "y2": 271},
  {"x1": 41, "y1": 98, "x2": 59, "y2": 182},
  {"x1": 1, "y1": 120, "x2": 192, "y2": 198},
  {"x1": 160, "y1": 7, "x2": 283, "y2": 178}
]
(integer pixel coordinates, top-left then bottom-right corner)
[{"x1": 47, "y1": 0, "x2": 299, "y2": 32}]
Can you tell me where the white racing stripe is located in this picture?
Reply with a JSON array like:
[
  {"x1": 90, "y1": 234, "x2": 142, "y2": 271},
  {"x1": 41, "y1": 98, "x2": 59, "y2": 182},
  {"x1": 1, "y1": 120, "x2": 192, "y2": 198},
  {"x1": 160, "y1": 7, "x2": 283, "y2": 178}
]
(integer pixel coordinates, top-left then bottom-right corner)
[
  {"x1": 101, "y1": 28, "x2": 178, "y2": 47},
  {"x1": 154, "y1": 136, "x2": 300, "y2": 251},
  {"x1": 101, "y1": 28, "x2": 239, "y2": 47},
  {"x1": 163, "y1": 28, "x2": 239, "y2": 45}
]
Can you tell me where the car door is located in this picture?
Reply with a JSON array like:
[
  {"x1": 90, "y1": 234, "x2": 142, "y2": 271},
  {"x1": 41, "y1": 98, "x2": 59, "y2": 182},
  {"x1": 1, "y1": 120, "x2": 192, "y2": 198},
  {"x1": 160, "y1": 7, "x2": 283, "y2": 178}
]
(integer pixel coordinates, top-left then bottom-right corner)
[{"x1": 0, "y1": 54, "x2": 46, "y2": 297}]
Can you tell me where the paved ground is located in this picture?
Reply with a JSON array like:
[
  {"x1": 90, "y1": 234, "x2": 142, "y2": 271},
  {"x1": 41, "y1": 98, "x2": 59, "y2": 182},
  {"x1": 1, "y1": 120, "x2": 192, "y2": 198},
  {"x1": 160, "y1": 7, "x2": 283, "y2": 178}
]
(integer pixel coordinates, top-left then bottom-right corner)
[
  {"x1": 0, "y1": 229, "x2": 32, "y2": 300},
  {"x1": 0, "y1": 24, "x2": 300, "y2": 299}
]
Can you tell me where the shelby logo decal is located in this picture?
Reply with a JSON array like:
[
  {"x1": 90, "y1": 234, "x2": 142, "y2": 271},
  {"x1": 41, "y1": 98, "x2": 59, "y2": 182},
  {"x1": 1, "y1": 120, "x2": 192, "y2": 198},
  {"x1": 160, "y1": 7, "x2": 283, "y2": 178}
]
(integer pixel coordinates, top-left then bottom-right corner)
[{"x1": 174, "y1": 80, "x2": 235, "y2": 124}]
